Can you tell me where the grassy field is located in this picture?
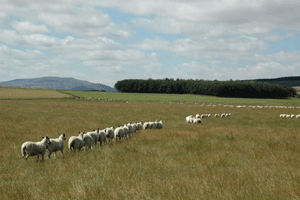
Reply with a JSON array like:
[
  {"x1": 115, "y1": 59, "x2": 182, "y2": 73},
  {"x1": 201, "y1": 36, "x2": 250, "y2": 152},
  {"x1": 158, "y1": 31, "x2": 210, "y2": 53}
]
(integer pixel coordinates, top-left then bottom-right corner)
[
  {"x1": 0, "y1": 87, "x2": 71, "y2": 99},
  {"x1": 65, "y1": 90, "x2": 300, "y2": 106},
  {"x1": 1, "y1": 89, "x2": 300, "y2": 199}
]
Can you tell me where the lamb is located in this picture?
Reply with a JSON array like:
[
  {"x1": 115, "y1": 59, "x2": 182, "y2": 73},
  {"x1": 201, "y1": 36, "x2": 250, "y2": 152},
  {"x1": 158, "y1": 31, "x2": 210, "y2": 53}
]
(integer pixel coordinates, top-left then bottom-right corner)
[
  {"x1": 98, "y1": 129, "x2": 107, "y2": 146},
  {"x1": 105, "y1": 127, "x2": 114, "y2": 144},
  {"x1": 68, "y1": 132, "x2": 85, "y2": 152},
  {"x1": 21, "y1": 136, "x2": 51, "y2": 162},
  {"x1": 86, "y1": 130, "x2": 99, "y2": 148},
  {"x1": 48, "y1": 133, "x2": 66, "y2": 159}
]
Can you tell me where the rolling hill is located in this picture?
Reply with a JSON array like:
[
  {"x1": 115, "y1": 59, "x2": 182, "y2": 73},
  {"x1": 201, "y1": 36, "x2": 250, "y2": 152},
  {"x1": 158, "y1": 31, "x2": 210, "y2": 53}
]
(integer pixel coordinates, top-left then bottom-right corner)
[{"x1": 0, "y1": 77, "x2": 117, "y2": 92}]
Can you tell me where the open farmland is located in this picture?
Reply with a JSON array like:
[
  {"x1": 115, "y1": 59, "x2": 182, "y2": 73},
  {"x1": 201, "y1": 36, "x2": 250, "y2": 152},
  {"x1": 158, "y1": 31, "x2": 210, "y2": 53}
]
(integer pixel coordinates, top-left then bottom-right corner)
[
  {"x1": 1, "y1": 89, "x2": 300, "y2": 199},
  {"x1": 66, "y1": 90, "x2": 300, "y2": 106},
  {"x1": 0, "y1": 87, "x2": 71, "y2": 99}
]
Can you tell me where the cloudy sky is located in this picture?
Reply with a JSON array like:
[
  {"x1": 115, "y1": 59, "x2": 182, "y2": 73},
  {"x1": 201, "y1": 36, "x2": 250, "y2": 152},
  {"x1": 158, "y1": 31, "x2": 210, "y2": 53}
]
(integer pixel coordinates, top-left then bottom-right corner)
[{"x1": 0, "y1": 0, "x2": 299, "y2": 87}]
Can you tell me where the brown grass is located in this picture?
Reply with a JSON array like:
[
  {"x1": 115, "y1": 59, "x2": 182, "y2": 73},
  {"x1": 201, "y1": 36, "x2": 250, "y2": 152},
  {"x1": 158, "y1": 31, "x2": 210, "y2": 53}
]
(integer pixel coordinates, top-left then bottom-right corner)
[
  {"x1": 0, "y1": 87, "x2": 71, "y2": 99},
  {"x1": 0, "y1": 98, "x2": 300, "y2": 199}
]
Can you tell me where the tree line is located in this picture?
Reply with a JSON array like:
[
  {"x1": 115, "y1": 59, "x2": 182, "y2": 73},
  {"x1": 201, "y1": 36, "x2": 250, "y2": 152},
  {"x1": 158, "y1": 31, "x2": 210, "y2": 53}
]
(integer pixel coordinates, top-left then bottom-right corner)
[{"x1": 114, "y1": 78, "x2": 297, "y2": 99}]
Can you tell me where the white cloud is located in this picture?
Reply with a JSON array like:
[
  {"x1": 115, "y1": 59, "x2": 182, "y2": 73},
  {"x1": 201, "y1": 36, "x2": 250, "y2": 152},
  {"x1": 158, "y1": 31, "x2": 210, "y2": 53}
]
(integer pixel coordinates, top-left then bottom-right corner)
[{"x1": 12, "y1": 20, "x2": 50, "y2": 34}]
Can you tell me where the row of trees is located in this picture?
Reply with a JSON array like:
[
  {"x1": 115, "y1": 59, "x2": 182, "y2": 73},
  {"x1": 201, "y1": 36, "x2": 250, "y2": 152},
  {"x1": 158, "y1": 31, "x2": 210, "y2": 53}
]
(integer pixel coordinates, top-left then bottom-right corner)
[{"x1": 115, "y1": 78, "x2": 297, "y2": 99}]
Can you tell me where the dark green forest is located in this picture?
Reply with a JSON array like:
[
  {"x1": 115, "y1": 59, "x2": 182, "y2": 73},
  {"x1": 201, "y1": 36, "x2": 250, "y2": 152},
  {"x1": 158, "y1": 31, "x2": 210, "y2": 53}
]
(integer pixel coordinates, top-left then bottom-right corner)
[
  {"x1": 115, "y1": 78, "x2": 297, "y2": 99},
  {"x1": 254, "y1": 76, "x2": 300, "y2": 87}
]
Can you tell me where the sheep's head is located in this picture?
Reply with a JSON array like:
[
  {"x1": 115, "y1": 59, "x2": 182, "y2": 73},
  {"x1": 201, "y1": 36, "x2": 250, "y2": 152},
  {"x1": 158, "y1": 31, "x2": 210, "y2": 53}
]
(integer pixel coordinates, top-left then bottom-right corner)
[
  {"x1": 58, "y1": 133, "x2": 66, "y2": 141},
  {"x1": 42, "y1": 136, "x2": 51, "y2": 148}
]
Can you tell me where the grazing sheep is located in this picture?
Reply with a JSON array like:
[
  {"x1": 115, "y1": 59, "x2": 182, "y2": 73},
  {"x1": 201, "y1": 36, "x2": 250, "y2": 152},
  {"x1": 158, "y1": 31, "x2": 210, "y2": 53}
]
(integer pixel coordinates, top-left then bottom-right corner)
[
  {"x1": 21, "y1": 136, "x2": 51, "y2": 162},
  {"x1": 48, "y1": 133, "x2": 66, "y2": 159},
  {"x1": 86, "y1": 130, "x2": 99, "y2": 148},
  {"x1": 105, "y1": 127, "x2": 114, "y2": 144},
  {"x1": 98, "y1": 129, "x2": 107, "y2": 146},
  {"x1": 195, "y1": 114, "x2": 201, "y2": 118},
  {"x1": 221, "y1": 113, "x2": 226, "y2": 117},
  {"x1": 68, "y1": 132, "x2": 85, "y2": 152},
  {"x1": 214, "y1": 114, "x2": 220, "y2": 117}
]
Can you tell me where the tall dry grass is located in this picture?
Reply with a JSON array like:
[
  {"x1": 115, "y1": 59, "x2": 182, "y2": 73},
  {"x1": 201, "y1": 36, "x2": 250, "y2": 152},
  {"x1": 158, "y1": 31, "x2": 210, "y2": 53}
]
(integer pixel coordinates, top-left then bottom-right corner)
[{"x1": 0, "y1": 99, "x2": 300, "y2": 199}]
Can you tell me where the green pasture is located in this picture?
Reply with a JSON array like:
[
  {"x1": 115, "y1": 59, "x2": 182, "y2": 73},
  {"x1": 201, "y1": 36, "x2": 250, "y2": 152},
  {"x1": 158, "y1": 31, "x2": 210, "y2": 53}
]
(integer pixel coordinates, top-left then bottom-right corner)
[
  {"x1": 65, "y1": 90, "x2": 300, "y2": 106},
  {"x1": 0, "y1": 88, "x2": 300, "y2": 199}
]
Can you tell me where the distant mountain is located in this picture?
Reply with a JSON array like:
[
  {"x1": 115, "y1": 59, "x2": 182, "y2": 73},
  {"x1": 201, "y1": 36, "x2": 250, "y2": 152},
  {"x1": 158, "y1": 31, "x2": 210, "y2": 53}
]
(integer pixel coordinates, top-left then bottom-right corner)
[
  {"x1": 253, "y1": 76, "x2": 300, "y2": 87},
  {"x1": 0, "y1": 77, "x2": 117, "y2": 92}
]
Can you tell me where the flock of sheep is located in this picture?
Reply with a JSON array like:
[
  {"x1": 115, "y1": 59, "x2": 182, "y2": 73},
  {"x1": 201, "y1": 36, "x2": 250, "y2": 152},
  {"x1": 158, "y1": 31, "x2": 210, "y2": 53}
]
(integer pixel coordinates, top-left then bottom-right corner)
[
  {"x1": 279, "y1": 114, "x2": 300, "y2": 118},
  {"x1": 21, "y1": 120, "x2": 163, "y2": 162},
  {"x1": 186, "y1": 113, "x2": 232, "y2": 123}
]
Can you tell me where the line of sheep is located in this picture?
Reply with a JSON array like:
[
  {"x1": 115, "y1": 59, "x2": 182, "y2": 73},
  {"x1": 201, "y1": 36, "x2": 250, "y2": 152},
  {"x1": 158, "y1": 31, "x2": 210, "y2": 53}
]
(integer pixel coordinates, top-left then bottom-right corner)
[
  {"x1": 186, "y1": 113, "x2": 232, "y2": 123},
  {"x1": 21, "y1": 120, "x2": 163, "y2": 162},
  {"x1": 279, "y1": 114, "x2": 300, "y2": 118}
]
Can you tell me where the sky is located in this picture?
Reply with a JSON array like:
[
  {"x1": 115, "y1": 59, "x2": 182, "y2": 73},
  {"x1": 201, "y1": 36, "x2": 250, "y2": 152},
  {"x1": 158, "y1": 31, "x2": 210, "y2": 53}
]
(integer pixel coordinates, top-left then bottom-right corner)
[{"x1": 0, "y1": 0, "x2": 300, "y2": 87}]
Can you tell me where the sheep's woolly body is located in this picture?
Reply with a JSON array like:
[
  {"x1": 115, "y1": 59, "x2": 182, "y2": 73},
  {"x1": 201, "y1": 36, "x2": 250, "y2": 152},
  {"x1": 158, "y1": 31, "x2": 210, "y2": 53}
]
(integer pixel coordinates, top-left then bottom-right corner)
[
  {"x1": 143, "y1": 122, "x2": 151, "y2": 129},
  {"x1": 68, "y1": 133, "x2": 85, "y2": 152},
  {"x1": 86, "y1": 130, "x2": 99, "y2": 148},
  {"x1": 115, "y1": 127, "x2": 125, "y2": 142},
  {"x1": 105, "y1": 127, "x2": 114, "y2": 144},
  {"x1": 21, "y1": 136, "x2": 51, "y2": 162},
  {"x1": 83, "y1": 134, "x2": 93, "y2": 149},
  {"x1": 48, "y1": 133, "x2": 66, "y2": 159},
  {"x1": 98, "y1": 129, "x2": 107, "y2": 146}
]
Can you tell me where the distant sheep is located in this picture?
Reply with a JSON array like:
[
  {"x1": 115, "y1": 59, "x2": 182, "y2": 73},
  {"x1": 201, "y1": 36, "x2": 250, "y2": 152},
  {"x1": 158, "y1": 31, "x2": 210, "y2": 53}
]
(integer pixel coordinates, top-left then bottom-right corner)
[
  {"x1": 193, "y1": 118, "x2": 201, "y2": 124},
  {"x1": 143, "y1": 122, "x2": 151, "y2": 129},
  {"x1": 186, "y1": 115, "x2": 193, "y2": 123},
  {"x1": 21, "y1": 136, "x2": 51, "y2": 162},
  {"x1": 68, "y1": 132, "x2": 85, "y2": 152},
  {"x1": 214, "y1": 114, "x2": 220, "y2": 117},
  {"x1": 48, "y1": 133, "x2": 66, "y2": 159},
  {"x1": 156, "y1": 120, "x2": 163, "y2": 129}
]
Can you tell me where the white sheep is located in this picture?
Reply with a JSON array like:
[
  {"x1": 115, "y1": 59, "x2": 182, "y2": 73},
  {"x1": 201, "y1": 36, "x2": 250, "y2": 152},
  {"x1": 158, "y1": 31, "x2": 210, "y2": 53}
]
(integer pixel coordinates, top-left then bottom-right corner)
[
  {"x1": 156, "y1": 120, "x2": 163, "y2": 129},
  {"x1": 48, "y1": 133, "x2": 66, "y2": 159},
  {"x1": 115, "y1": 126, "x2": 125, "y2": 142},
  {"x1": 214, "y1": 114, "x2": 220, "y2": 117},
  {"x1": 186, "y1": 116, "x2": 193, "y2": 123},
  {"x1": 193, "y1": 118, "x2": 201, "y2": 124},
  {"x1": 226, "y1": 113, "x2": 231, "y2": 117},
  {"x1": 82, "y1": 133, "x2": 93, "y2": 149},
  {"x1": 21, "y1": 136, "x2": 51, "y2": 162},
  {"x1": 105, "y1": 127, "x2": 114, "y2": 144},
  {"x1": 136, "y1": 122, "x2": 143, "y2": 131},
  {"x1": 221, "y1": 113, "x2": 226, "y2": 117},
  {"x1": 143, "y1": 122, "x2": 151, "y2": 129},
  {"x1": 86, "y1": 130, "x2": 99, "y2": 148},
  {"x1": 149, "y1": 121, "x2": 157, "y2": 129},
  {"x1": 68, "y1": 132, "x2": 85, "y2": 152},
  {"x1": 98, "y1": 129, "x2": 107, "y2": 146}
]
